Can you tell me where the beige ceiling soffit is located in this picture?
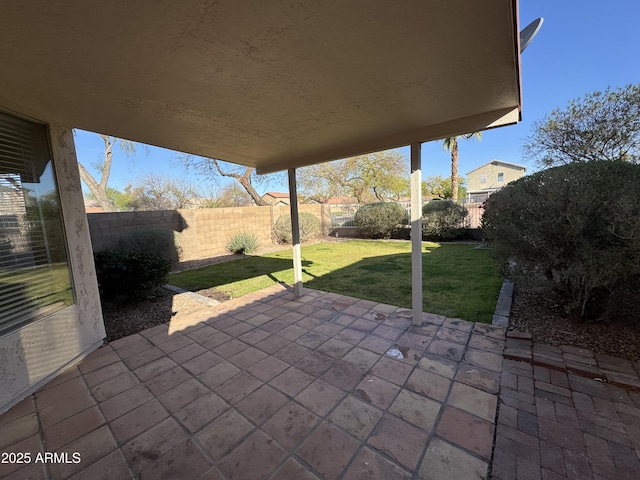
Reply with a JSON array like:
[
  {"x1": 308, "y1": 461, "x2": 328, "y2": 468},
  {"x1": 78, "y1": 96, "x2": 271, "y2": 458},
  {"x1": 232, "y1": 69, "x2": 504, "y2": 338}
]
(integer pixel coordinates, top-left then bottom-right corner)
[
  {"x1": 485, "y1": 107, "x2": 520, "y2": 130},
  {"x1": 256, "y1": 107, "x2": 520, "y2": 175},
  {"x1": 0, "y1": 98, "x2": 52, "y2": 126}
]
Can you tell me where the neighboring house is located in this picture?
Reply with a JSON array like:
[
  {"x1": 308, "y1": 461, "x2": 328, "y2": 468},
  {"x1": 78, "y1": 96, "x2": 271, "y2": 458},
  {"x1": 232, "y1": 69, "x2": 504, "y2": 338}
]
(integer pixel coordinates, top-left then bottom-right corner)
[
  {"x1": 466, "y1": 160, "x2": 526, "y2": 202},
  {"x1": 83, "y1": 199, "x2": 105, "y2": 213},
  {"x1": 261, "y1": 192, "x2": 290, "y2": 205},
  {"x1": 324, "y1": 196, "x2": 408, "y2": 205},
  {"x1": 326, "y1": 196, "x2": 359, "y2": 205}
]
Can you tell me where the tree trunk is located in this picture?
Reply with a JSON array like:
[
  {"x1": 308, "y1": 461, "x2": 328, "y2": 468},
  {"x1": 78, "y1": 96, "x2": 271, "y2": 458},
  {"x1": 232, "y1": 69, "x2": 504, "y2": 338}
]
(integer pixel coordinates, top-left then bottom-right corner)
[
  {"x1": 451, "y1": 139, "x2": 459, "y2": 201},
  {"x1": 236, "y1": 174, "x2": 268, "y2": 206},
  {"x1": 77, "y1": 134, "x2": 118, "y2": 211},
  {"x1": 212, "y1": 161, "x2": 269, "y2": 206},
  {"x1": 78, "y1": 162, "x2": 116, "y2": 212}
]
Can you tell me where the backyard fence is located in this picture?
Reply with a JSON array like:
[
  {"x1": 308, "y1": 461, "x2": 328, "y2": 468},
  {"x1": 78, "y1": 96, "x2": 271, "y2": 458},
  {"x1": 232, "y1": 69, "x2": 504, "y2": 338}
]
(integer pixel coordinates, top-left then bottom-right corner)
[
  {"x1": 87, "y1": 204, "x2": 331, "y2": 262},
  {"x1": 86, "y1": 200, "x2": 485, "y2": 264}
]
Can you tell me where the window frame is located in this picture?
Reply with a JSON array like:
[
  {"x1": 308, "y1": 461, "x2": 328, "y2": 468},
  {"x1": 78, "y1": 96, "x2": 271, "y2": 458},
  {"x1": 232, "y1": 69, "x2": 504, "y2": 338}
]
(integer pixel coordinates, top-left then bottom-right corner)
[{"x1": 0, "y1": 110, "x2": 75, "y2": 336}]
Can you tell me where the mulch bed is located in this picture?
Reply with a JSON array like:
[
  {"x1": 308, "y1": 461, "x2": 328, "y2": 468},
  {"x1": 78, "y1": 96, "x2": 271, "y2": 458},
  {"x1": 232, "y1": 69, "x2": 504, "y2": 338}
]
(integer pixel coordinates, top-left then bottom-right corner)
[{"x1": 509, "y1": 285, "x2": 640, "y2": 361}]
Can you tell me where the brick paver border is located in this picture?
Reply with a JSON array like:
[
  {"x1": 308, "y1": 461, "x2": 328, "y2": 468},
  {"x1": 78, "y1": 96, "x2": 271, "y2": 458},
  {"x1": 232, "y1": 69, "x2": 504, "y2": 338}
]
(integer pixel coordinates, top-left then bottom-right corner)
[{"x1": 503, "y1": 331, "x2": 640, "y2": 391}]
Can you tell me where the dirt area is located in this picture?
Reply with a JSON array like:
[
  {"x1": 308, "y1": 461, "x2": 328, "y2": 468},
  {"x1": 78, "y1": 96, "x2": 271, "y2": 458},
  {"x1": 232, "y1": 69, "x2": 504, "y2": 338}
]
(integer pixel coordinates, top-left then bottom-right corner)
[
  {"x1": 509, "y1": 285, "x2": 640, "y2": 361},
  {"x1": 101, "y1": 288, "x2": 230, "y2": 342}
]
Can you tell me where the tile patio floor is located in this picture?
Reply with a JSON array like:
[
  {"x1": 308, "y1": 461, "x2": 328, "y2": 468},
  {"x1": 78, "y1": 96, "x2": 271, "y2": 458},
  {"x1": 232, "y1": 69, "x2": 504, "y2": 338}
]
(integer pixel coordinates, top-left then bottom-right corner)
[{"x1": 0, "y1": 285, "x2": 506, "y2": 480}]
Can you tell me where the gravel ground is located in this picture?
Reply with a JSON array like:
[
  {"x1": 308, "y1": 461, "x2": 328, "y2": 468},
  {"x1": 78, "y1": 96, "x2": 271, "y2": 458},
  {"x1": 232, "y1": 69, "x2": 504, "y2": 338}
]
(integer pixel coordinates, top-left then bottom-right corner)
[
  {"x1": 509, "y1": 285, "x2": 640, "y2": 361},
  {"x1": 101, "y1": 288, "x2": 230, "y2": 342}
]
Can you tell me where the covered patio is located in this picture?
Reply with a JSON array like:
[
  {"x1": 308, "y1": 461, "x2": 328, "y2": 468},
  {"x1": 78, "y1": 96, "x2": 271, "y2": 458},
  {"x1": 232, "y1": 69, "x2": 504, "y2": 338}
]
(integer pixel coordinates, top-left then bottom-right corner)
[
  {"x1": 1, "y1": 1, "x2": 525, "y2": 478},
  {"x1": 0, "y1": 285, "x2": 507, "y2": 479},
  {"x1": 0, "y1": 0, "x2": 523, "y2": 413}
]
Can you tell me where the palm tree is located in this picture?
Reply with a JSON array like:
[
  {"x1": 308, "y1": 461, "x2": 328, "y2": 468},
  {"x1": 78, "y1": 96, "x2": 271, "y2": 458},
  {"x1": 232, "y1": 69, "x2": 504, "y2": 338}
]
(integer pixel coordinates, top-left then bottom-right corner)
[{"x1": 442, "y1": 132, "x2": 482, "y2": 201}]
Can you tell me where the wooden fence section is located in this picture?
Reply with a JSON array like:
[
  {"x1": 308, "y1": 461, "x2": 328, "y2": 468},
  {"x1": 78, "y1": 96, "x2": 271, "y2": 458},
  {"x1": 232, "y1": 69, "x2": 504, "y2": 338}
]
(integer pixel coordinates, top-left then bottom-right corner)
[{"x1": 465, "y1": 202, "x2": 484, "y2": 229}]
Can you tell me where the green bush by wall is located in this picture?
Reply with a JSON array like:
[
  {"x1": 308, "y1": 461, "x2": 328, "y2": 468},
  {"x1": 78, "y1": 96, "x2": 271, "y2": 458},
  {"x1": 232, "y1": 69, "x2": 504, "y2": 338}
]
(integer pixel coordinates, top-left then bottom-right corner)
[
  {"x1": 273, "y1": 212, "x2": 320, "y2": 243},
  {"x1": 94, "y1": 249, "x2": 172, "y2": 302},
  {"x1": 354, "y1": 202, "x2": 406, "y2": 239},
  {"x1": 118, "y1": 228, "x2": 179, "y2": 265},
  {"x1": 421, "y1": 200, "x2": 468, "y2": 241}
]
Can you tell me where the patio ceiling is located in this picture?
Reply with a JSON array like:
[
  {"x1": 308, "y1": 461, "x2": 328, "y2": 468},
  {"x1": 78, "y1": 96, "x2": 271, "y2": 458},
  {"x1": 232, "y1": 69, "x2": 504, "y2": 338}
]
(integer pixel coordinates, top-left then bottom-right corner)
[{"x1": 0, "y1": 1, "x2": 521, "y2": 174}]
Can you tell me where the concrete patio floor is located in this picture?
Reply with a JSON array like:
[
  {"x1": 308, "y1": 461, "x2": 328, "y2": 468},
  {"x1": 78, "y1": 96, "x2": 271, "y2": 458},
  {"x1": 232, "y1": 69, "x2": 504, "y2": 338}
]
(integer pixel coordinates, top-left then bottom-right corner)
[
  {"x1": 2, "y1": 285, "x2": 640, "y2": 479},
  {"x1": 0, "y1": 285, "x2": 505, "y2": 480}
]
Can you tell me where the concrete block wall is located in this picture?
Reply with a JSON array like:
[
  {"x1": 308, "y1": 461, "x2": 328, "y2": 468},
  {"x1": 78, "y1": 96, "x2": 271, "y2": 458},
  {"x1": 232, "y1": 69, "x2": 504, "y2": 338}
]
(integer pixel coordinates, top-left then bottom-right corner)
[
  {"x1": 178, "y1": 206, "x2": 274, "y2": 261},
  {"x1": 87, "y1": 210, "x2": 183, "y2": 252},
  {"x1": 87, "y1": 204, "x2": 328, "y2": 262}
]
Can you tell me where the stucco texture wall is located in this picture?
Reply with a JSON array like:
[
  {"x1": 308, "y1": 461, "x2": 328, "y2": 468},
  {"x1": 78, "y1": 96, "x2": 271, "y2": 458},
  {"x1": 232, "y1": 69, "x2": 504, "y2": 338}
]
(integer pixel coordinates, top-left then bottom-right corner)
[
  {"x1": 467, "y1": 163, "x2": 525, "y2": 192},
  {"x1": 0, "y1": 124, "x2": 104, "y2": 413}
]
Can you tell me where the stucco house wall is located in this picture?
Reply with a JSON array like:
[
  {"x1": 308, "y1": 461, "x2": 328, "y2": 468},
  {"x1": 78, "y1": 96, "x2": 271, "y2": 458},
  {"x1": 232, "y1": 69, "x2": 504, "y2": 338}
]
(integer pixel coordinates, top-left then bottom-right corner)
[
  {"x1": 467, "y1": 160, "x2": 526, "y2": 194},
  {"x1": 0, "y1": 116, "x2": 104, "y2": 413}
]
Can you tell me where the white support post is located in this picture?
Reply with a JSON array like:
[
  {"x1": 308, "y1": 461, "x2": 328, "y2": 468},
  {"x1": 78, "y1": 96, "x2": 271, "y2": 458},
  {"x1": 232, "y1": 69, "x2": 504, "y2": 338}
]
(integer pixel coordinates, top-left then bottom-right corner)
[
  {"x1": 411, "y1": 143, "x2": 423, "y2": 325},
  {"x1": 288, "y1": 168, "x2": 303, "y2": 297}
]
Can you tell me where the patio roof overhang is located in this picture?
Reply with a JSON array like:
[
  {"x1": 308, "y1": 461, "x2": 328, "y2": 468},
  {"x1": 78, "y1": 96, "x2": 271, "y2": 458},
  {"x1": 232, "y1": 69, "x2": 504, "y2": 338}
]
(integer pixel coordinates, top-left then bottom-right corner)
[{"x1": 0, "y1": 0, "x2": 522, "y2": 173}]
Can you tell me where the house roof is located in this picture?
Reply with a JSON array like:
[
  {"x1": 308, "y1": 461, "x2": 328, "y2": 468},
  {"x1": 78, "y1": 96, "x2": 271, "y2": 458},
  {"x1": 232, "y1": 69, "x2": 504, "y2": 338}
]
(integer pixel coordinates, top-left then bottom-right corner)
[
  {"x1": 326, "y1": 196, "x2": 360, "y2": 205},
  {"x1": 0, "y1": 1, "x2": 522, "y2": 174},
  {"x1": 467, "y1": 160, "x2": 527, "y2": 175},
  {"x1": 263, "y1": 192, "x2": 290, "y2": 199}
]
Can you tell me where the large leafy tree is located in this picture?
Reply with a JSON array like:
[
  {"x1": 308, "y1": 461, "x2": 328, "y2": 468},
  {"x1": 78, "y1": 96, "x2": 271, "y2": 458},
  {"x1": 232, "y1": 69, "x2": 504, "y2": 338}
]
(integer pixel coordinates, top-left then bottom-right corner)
[
  {"x1": 297, "y1": 150, "x2": 409, "y2": 203},
  {"x1": 85, "y1": 186, "x2": 137, "y2": 211},
  {"x1": 442, "y1": 133, "x2": 481, "y2": 201},
  {"x1": 524, "y1": 84, "x2": 640, "y2": 167},
  {"x1": 77, "y1": 134, "x2": 136, "y2": 212},
  {"x1": 422, "y1": 175, "x2": 467, "y2": 200}
]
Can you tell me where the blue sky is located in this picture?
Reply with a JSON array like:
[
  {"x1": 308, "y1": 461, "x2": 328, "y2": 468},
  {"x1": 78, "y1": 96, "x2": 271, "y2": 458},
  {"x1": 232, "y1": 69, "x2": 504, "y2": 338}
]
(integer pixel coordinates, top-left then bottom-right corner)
[{"x1": 74, "y1": 0, "x2": 640, "y2": 196}]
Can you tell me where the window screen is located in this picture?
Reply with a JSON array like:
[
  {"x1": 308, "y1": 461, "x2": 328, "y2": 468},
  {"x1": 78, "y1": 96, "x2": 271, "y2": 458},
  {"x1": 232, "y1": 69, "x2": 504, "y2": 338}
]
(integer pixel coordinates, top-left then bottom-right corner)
[
  {"x1": 480, "y1": 174, "x2": 487, "y2": 184},
  {"x1": 0, "y1": 111, "x2": 74, "y2": 335},
  {"x1": 497, "y1": 172, "x2": 504, "y2": 182}
]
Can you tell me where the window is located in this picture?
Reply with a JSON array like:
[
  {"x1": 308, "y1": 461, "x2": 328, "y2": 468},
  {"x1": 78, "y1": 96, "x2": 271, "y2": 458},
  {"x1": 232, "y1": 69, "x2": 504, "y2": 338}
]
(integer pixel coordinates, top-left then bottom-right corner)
[
  {"x1": 0, "y1": 110, "x2": 74, "y2": 335},
  {"x1": 497, "y1": 172, "x2": 504, "y2": 182},
  {"x1": 480, "y1": 174, "x2": 487, "y2": 184}
]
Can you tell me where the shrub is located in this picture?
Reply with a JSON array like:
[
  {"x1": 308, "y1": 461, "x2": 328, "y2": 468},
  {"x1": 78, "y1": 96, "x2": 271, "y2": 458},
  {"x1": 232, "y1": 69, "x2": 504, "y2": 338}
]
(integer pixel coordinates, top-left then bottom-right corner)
[
  {"x1": 354, "y1": 202, "x2": 406, "y2": 239},
  {"x1": 273, "y1": 212, "x2": 320, "y2": 243},
  {"x1": 226, "y1": 232, "x2": 260, "y2": 254},
  {"x1": 94, "y1": 249, "x2": 172, "y2": 302},
  {"x1": 421, "y1": 200, "x2": 468, "y2": 240},
  {"x1": 482, "y1": 161, "x2": 640, "y2": 321},
  {"x1": 118, "y1": 228, "x2": 179, "y2": 265}
]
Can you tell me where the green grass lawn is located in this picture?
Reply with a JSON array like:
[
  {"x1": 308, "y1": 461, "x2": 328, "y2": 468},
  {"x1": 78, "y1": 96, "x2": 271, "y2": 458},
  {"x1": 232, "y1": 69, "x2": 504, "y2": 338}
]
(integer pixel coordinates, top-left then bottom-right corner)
[{"x1": 169, "y1": 240, "x2": 503, "y2": 323}]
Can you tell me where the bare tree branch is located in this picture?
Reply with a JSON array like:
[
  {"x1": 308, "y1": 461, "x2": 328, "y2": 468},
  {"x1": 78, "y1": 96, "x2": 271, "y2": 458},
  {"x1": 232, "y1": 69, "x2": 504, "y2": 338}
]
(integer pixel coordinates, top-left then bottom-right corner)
[
  {"x1": 211, "y1": 160, "x2": 268, "y2": 205},
  {"x1": 77, "y1": 132, "x2": 136, "y2": 211}
]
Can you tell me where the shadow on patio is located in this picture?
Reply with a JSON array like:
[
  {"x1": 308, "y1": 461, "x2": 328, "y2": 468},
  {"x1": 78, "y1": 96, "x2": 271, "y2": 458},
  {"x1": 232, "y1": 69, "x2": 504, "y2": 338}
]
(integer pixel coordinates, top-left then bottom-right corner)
[{"x1": 0, "y1": 285, "x2": 506, "y2": 479}]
